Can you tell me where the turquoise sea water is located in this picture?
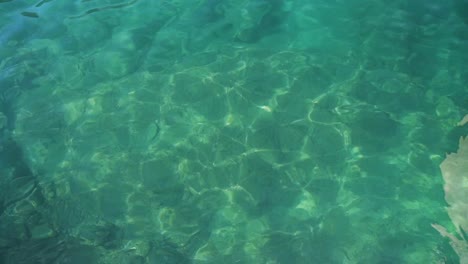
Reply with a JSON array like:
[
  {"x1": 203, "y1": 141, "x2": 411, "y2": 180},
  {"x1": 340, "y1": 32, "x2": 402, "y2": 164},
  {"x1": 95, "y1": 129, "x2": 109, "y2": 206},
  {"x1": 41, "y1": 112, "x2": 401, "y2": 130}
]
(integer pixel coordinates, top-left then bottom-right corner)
[{"x1": 1, "y1": 0, "x2": 467, "y2": 263}]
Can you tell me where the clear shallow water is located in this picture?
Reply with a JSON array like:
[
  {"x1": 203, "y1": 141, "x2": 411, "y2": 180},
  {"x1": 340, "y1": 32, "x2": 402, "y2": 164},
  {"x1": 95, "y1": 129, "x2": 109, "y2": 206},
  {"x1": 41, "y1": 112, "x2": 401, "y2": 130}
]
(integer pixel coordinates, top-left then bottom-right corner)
[{"x1": 0, "y1": 0, "x2": 467, "y2": 263}]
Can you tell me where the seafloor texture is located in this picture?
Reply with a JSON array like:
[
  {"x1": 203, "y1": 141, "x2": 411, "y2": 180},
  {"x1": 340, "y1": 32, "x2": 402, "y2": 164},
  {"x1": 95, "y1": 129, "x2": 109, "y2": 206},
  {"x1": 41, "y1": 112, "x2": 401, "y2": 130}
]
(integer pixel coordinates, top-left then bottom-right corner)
[
  {"x1": 0, "y1": 0, "x2": 467, "y2": 263},
  {"x1": 433, "y1": 127, "x2": 468, "y2": 264}
]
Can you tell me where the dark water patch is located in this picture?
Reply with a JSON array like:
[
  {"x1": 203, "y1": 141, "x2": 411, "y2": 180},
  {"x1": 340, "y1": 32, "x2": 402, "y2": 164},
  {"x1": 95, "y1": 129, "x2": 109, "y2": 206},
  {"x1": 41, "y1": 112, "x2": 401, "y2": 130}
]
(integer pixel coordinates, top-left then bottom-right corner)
[
  {"x1": 36, "y1": 0, "x2": 54, "y2": 8},
  {"x1": 68, "y1": 0, "x2": 139, "y2": 19},
  {"x1": 20, "y1": 11, "x2": 39, "y2": 18}
]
